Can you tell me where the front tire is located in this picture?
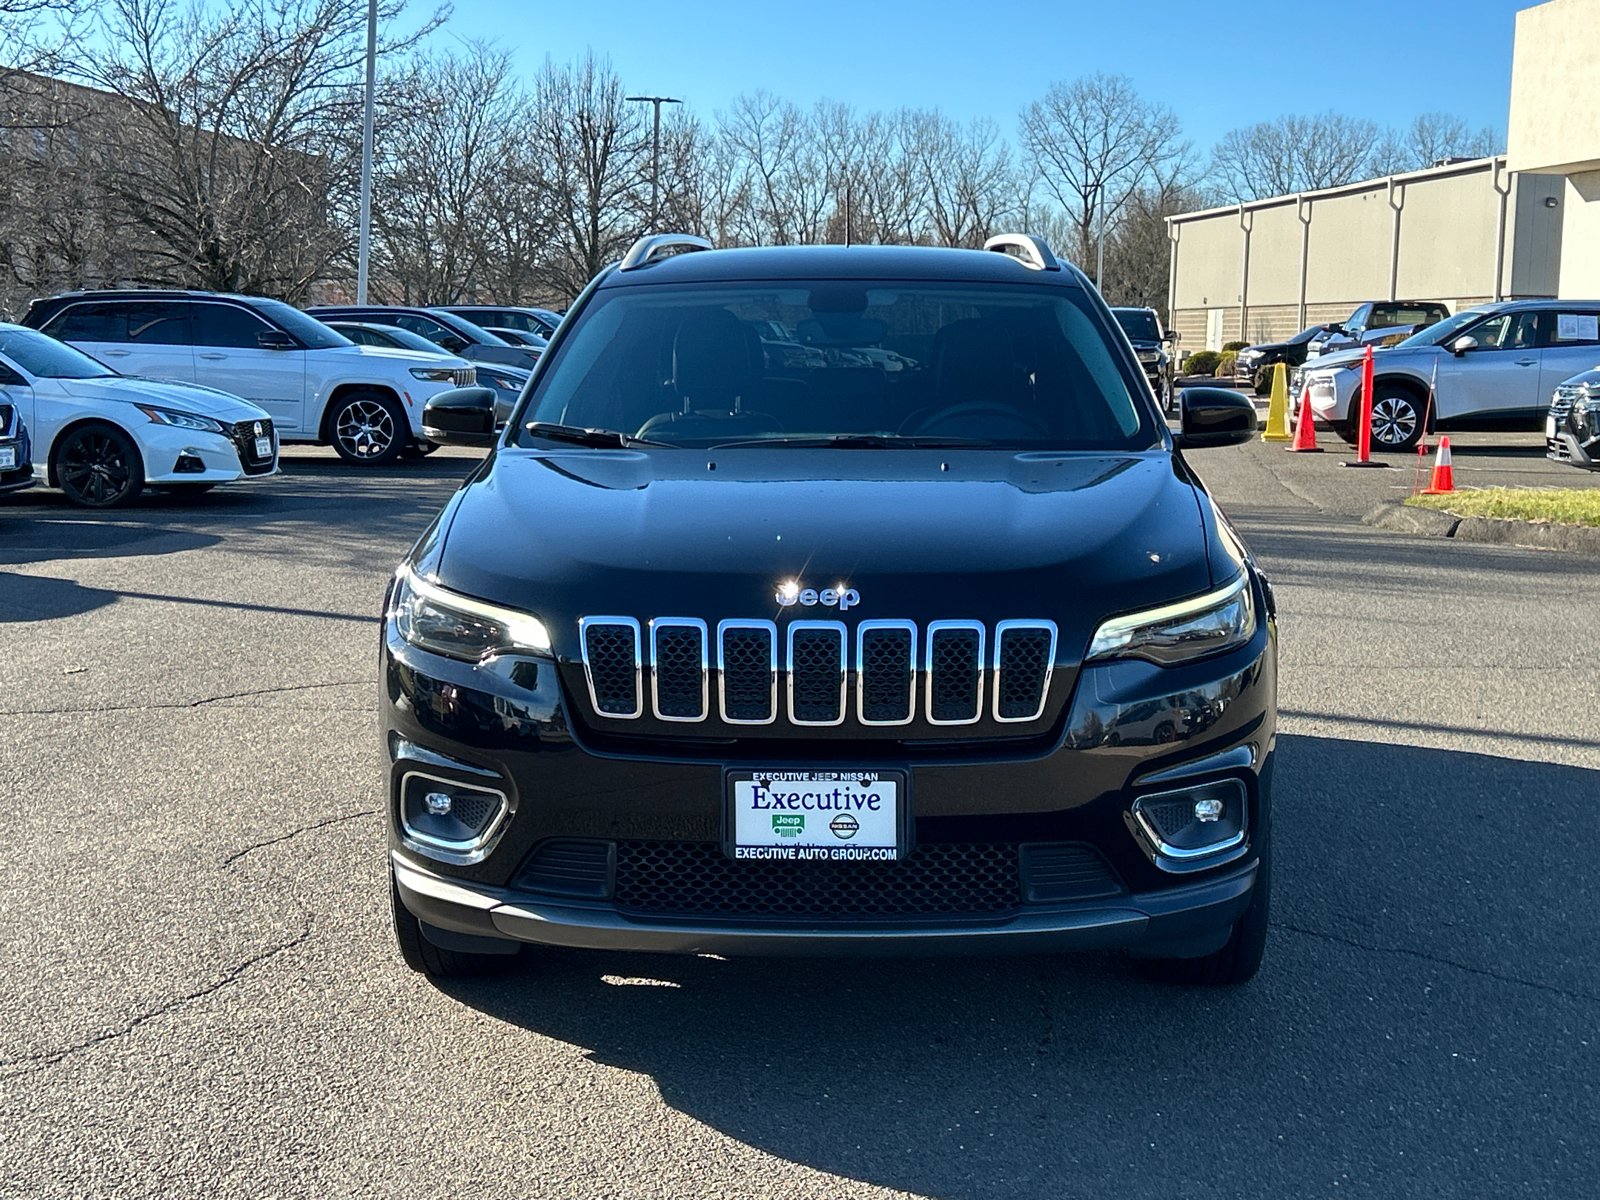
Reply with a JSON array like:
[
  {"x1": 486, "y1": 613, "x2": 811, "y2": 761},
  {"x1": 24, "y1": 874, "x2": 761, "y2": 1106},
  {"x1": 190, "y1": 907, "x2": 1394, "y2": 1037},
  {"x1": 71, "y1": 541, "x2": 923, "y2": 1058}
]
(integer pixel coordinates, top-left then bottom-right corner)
[
  {"x1": 1368, "y1": 387, "x2": 1426, "y2": 452},
  {"x1": 390, "y1": 876, "x2": 519, "y2": 978},
  {"x1": 55, "y1": 422, "x2": 145, "y2": 508},
  {"x1": 330, "y1": 392, "x2": 408, "y2": 465},
  {"x1": 1139, "y1": 835, "x2": 1271, "y2": 986}
]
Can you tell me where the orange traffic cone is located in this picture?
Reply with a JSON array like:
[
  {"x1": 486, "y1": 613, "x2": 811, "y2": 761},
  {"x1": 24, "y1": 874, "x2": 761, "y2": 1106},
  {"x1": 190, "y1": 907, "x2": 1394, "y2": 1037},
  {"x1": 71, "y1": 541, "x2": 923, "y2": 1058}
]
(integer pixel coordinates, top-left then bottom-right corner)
[
  {"x1": 1288, "y1": 386, "x2": 1322, "y2": 452},
  {"x1": 1420, "y1": 437, "x2": 1454, "y2": 494}
]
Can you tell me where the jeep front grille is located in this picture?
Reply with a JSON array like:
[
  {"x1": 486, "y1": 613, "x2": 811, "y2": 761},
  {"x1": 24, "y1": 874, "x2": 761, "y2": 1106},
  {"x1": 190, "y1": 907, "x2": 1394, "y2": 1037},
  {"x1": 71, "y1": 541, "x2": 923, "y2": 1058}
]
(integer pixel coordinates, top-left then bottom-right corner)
[{"x1": 578, "y1": 616, "x2": 1058, "y2": 729}]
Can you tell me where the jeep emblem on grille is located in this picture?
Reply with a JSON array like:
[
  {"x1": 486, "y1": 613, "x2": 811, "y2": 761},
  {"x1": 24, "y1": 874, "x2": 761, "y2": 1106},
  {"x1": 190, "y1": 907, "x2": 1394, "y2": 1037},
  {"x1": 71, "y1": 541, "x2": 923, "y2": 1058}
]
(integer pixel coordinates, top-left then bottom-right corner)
[{"x1": 776, "y1": 580, "x2": 860, "y2": 611}]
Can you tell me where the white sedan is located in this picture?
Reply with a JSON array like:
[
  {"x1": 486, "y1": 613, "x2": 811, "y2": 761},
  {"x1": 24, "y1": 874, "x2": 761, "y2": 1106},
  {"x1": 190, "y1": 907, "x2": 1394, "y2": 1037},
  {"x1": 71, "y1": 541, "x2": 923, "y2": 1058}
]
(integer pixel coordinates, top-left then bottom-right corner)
[{"x1": 0, "y1": 324, "x2": 277, "y2": 507}]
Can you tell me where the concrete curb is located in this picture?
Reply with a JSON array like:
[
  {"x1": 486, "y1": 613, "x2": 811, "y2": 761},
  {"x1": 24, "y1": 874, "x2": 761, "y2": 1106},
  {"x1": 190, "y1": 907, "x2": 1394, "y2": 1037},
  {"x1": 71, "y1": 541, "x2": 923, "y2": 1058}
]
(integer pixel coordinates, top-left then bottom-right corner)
[{"x1": 1363, "y1": 501, "x2": 1600, "y2": 557}]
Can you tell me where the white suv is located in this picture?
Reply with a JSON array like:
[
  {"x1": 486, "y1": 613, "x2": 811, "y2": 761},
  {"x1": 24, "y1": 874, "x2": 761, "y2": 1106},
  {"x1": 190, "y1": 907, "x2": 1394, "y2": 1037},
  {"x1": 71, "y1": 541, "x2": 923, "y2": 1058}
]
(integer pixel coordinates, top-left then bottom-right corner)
[{"x1": 23, "y1": 291, "x2": 476, "y2": 464}]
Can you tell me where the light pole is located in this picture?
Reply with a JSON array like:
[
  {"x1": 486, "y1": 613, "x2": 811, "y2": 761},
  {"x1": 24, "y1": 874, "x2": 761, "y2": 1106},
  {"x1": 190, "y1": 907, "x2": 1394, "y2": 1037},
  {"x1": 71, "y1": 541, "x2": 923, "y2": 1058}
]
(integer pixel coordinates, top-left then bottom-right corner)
[
  {"x1": 356, "y1": 0, "x2": 377, "y2": 303},
  {"x1": 626, "y1": 94, "x2": 682, "y2": 232},
  {"x1": 1095, "y1": 180, "x2": 1106, "y2": 291}
]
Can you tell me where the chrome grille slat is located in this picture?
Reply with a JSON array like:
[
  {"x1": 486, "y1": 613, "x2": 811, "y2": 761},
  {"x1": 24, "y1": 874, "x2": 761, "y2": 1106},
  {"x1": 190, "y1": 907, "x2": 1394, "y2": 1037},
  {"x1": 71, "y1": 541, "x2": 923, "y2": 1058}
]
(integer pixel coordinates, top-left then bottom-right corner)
[
  {"x1": 650, "y1": 618, "x2": 708, "y2": 721},
  {"x1": 717, "y1": 620, "x2": 778, "y2": 724},
  {"x1": 926, "y1": 621, "x2": 985, "y2": 725},
  {"x1": 787, "y1": 621, "x2": 846, "y2": 726},
  {"x1": 994, "y1": 620, "x2": 1058, "y2": 723},
  {"x1": 579, "y1": 616, "x2": 642, "y2": 718}
]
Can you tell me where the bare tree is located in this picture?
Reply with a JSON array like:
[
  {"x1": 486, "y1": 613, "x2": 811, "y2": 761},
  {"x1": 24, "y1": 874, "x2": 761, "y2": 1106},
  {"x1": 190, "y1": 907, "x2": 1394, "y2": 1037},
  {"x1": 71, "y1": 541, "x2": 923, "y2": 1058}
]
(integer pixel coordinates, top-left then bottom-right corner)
[
  {"x1": 908, "y1": 112, "x2": 1015, "y2": 248},
  {"x1": 531, "y1": 51, "x2": 648, "y2": 301},
  {"x1": 1019, "y1": 74, "x2": 1186, "y2": 272},
  {"x1": 1209, "y1": 112, "x2": 1380, "y2": 201}
]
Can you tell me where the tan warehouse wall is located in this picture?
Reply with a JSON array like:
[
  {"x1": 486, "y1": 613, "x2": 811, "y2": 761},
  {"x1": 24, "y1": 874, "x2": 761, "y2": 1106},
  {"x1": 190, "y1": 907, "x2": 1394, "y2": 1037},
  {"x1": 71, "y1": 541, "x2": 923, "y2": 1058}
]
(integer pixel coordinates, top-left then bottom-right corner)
[
  {"x1": 1167, "y1": 158, "x2": 1562, "y2": 353},
  {"x1": 1509, "y1": 0, "x2": 1600, "y2": 175}
]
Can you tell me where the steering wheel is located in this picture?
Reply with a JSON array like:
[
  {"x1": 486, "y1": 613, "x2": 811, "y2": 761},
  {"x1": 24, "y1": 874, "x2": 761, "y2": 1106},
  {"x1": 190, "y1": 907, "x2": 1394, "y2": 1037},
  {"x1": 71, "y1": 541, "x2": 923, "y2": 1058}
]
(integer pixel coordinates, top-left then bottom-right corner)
[{"x1": 904, "y1": 401, "x2": 1052, "y2": 439}]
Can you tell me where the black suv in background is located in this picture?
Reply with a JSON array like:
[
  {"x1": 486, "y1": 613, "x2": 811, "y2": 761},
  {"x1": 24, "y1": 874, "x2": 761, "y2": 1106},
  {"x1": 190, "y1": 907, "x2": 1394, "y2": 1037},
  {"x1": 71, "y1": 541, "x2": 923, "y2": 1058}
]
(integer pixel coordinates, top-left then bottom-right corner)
[
  {"x1": 1109, "y1": 306, "x2": 1175, "y2": 412},
  {"x1": 440, "y1": 305, "x2": 564, "y2": 340},
  {"x1": 307, "y1": 305, "x2": 541, "y2": 371},
  {"x1": 1236, "y1": 323, "x2": 1338, "y2": 394},
  {"x1": 385, "y1": 233, "x2": 1274, "y2": 987}
]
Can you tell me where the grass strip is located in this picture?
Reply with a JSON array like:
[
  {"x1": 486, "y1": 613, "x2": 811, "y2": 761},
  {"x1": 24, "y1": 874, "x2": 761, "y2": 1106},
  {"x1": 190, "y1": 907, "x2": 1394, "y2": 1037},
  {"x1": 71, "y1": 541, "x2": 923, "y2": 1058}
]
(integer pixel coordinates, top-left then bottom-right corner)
[{"x1": 1406, "y1": 486, "x2": 1600, "y2": 528}]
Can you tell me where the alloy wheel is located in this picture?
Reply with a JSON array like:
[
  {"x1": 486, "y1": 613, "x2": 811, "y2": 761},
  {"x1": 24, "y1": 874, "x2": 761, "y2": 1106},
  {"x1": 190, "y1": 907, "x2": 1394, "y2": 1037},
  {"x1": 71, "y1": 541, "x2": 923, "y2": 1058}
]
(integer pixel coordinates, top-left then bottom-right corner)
[
  {"x1": 1370, "y1": 396, "x2": 1419, "y2": 448},
  {"x1": 59, "y1": 429, "x2": 137, "y2": 506},
  {"x1": 335, "y1": 399, "x2": 397, "y2": 459}
]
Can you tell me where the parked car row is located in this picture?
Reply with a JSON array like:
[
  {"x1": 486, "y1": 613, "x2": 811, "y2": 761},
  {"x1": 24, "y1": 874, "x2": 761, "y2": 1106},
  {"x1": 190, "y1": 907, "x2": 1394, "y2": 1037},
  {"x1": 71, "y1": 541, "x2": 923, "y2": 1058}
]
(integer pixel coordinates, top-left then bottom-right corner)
[{"x1": 0, "y1": 290, "x2": 563, "y2": 506}]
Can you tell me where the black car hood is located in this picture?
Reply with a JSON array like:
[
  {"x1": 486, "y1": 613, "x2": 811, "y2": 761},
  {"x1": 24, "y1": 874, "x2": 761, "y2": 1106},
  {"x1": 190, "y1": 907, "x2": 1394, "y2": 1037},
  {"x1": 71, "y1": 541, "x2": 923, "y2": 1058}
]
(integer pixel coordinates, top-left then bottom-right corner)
[{"x1": 431, "y1": 448, "x2": 1217, "y2": 662}]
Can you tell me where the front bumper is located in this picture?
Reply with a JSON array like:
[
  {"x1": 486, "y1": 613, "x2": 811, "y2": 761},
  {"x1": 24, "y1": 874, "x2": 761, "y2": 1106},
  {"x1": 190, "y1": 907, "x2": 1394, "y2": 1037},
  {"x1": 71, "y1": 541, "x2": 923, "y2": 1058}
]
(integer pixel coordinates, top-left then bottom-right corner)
[
  {"x1": 381, "y1": 586, "x2": 1277, "y2": 958},
  {"x1": 137, "y1": 422, "x2": 279, "y2": 484},
  {"x1": 1547, "y1": 405, "x2": 1599, "y2": 469}
]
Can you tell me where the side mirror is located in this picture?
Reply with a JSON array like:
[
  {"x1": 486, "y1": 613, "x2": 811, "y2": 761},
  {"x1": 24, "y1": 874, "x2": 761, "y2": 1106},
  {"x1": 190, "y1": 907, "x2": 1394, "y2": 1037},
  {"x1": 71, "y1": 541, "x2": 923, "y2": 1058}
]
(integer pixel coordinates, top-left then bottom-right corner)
[
  {"x1": 1450, "y1": 335, "x2": 1478, "y2": 357},
  {"x1": 1174, "y1": 386, "x2": 1258, "y2": 450},
  {"x1": 1161, "y1": 331, "x2": 1176, "y2": 343},
  {"x1": 421, "y1": 386, "x2": 498, "y2": 446},
  {"x1": 258, "y1": 329, "x2": 297, "y2": 350}
]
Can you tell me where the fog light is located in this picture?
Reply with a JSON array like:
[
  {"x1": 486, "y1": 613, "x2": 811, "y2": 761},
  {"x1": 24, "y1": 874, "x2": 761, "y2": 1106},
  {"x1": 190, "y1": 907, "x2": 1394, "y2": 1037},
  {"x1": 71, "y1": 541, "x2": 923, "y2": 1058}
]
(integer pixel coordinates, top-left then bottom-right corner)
[
  {"x1": 399, "y1": 771, "x2": 509, "y2": 864},
  {"x1": 1128, "y1": 779, "x2": 1248, "y2": 872},
  {"x1": 174, "y1": 453, "x2": 205, "y2": 474},
  {"x1": 424, "y1": 791, "x2": 452, "y2": 816}
]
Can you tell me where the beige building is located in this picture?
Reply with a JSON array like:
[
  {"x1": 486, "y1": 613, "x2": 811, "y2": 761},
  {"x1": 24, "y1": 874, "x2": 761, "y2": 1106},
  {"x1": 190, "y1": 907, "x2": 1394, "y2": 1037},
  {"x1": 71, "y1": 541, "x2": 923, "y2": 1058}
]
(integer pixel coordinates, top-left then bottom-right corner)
[
  {"x1": 1168, "y1": 0, "x2": 1600, "y2": 354},
  {"x1": 1165, "y1": 160, "x2": 1563, "y2": 353}
]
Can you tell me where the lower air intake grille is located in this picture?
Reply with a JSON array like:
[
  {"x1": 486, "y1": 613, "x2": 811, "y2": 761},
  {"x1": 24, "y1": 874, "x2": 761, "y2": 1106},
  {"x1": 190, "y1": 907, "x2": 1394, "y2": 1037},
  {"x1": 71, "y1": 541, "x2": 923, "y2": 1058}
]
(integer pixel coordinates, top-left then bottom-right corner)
[
  {"x1": 514, "y1": 839, "x2": 614, "y2": 899},
  {"x1": 1017, "y1": 843, "x2": 1125, "y2": 902},
  {"x1": 582, "y1": 621, "x2": 640, "y2": 717},
  {"x1": 614, "y1": 840, "x2": 1022, "y2": 920}
]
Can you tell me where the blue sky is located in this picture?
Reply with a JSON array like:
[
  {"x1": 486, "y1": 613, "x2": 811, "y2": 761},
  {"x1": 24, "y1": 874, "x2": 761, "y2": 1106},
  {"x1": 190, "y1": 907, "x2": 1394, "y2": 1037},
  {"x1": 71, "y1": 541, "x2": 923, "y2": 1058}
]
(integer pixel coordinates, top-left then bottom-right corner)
[{"x1": 445, "y1": 0, "x2": 1526, "y2": 150}]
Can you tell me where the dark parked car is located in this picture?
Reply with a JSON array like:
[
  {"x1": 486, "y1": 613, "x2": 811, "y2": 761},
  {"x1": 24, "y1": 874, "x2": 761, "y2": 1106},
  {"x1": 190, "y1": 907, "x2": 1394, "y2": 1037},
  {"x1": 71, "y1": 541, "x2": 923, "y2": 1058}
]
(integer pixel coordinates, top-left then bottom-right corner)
[
  {"x1": 306, "y1": 305, "x2": 541, "y2": 371},
  {"x1": 1236, "y1": 324, "x2": 1338, "y2": 394},
  {"x1": 384, "y1": 232, "x2": 1275, "y2": 987},
  {"x1": 1307, "y1": 301, "x2": 1451, "y2": 359},
  {"x1": 1548, "y1": 369, "x2": 1600, "y2": 469},
  {"x1": 441, "y1": 305, "x2": 563, "y2": 340},
  {"x1": 1109, "y1": 306, "x2": 1175, "y2": 412},
  {"x1": 0, "y1": 396, "x2": 34, "y2": 496}
]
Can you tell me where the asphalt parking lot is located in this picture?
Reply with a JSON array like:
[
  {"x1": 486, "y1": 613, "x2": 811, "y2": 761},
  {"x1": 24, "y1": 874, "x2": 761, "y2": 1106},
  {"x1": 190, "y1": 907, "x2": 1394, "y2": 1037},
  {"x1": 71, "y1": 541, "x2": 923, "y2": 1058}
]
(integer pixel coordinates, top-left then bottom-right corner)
[{"x1": 1, "y1": 438, "x2": 1596, "y2": 1199}]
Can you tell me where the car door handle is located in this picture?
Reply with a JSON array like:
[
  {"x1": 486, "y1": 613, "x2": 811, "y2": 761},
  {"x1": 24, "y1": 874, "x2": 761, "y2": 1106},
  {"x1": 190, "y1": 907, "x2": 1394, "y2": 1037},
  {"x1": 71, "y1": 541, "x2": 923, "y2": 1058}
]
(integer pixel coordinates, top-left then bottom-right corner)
[
  {"x1": 1515, "y1": 358, "x2": 1537, "y2": 366},
  {"x1": 101, "y1": 349, "x2": 129, "y2": 357},
  {"x1": 198, "y1": 352, "x2": 226, "y2": 360}
]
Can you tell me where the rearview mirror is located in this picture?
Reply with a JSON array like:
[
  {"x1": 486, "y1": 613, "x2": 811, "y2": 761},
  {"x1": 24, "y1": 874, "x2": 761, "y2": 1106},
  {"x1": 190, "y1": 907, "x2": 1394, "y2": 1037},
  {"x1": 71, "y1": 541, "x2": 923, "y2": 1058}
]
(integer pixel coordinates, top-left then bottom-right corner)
[
  {"x1": 1174, "y1": 387, "x2": 1258, "y2": 450},
  {"x1": 257, "y1": 329, "x2": 296, "y2": 350},
  {"x1": 1450, "y1": 335, "x2": 1478, "y2": 356},
  {"x1": 421, "y1": 386, "x2": 498, "y2": 446}
]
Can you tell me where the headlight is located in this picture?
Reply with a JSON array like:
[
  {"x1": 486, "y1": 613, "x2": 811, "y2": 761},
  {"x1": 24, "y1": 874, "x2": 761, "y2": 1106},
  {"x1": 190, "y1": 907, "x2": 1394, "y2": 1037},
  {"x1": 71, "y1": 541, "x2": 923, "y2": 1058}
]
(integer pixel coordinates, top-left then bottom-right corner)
[
  {"x1": 391, "y1": 567, "x2": 551, "y2": 661},
  {"x1": 1137, "y1": 349, "x2": 1159, "y2": 364},
  {"x1": 478, "y1": 368, "x2": 530, "y2": 392},
  {"x1": 410, "y1": 366, "x2": 459, "y2": 381},
  {"x1": 135, "y1": 405, "x2": 224, "y2": 433},
  {"x1": 1086, "y1": 574, "x2": 1257, "y2": 667}
]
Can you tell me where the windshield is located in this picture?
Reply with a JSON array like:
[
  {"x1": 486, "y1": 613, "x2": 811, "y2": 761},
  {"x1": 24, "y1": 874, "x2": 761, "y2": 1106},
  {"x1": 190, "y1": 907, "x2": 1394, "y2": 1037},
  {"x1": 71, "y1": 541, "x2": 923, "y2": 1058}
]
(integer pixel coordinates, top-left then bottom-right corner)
[
  {"x1": 1397, "y1": 308, "x2": 1490, "y2": 350},
  {"x1": 518, "y1": 281, "x2": 1153, "y2": 451},
  {"x1": 1112, "y1": 309, "x2": 1161, "y2": 341},
  {"x1": 255, "y1": 300, "x2": 351, "y2": 349},
  {"x1": 0, "y1": 327, "x2": 117, "y2": 378},
  {"x1": 1288, "y1": 325, "x2": 1326, "y2": 345}
]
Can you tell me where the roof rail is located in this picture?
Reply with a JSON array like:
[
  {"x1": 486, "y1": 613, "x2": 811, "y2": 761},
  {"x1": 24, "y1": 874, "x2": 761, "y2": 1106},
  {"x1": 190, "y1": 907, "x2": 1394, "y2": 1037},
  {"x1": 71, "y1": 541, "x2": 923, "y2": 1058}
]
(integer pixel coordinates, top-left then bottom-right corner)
[
  {"x1": 618, "y1": 233, "x2": 714, "y2": 271},
  {"x1": 982, "y1": 233, "x2": 1060, "y2": 272}
]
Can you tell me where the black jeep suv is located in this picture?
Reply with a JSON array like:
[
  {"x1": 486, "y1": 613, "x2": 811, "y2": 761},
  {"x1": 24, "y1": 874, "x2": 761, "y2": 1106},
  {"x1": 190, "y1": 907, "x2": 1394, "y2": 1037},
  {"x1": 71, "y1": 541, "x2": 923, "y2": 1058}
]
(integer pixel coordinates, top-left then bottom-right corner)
[
  {"x1": 1110, "y1": 306, "x2": 1175, "y2": 413},
  {"x1": 383, "y1": 233, "x2": 1276, "y2": 985}
]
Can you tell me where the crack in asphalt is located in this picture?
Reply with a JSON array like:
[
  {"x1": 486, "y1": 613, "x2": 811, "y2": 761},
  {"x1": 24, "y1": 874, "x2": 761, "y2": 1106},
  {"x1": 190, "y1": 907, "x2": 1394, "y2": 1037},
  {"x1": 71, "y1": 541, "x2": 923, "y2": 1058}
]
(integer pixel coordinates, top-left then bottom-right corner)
[
  {"x1": 1272, "y1": 921, "x2": 1600, "y2": 1005},
  {"x1": 220, "y1": 809, "x2": 377, "y2": 866},
  {"x1": 0, "y1": 912, "x2": 314, "y2": 1078},
  {"x1": 0, "y1": 678, "x2": 370, "y2": 717}
]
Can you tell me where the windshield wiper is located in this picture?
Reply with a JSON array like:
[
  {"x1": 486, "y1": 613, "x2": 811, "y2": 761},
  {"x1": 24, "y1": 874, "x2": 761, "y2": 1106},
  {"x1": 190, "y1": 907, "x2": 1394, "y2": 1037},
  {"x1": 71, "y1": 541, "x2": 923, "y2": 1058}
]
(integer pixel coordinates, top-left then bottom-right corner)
[
  {"x1": 707, "y1": 434, "x2": 996, "y2": 449},
  {"x1": 524, "y1": 422, "x2": 668, "y2": 448}
]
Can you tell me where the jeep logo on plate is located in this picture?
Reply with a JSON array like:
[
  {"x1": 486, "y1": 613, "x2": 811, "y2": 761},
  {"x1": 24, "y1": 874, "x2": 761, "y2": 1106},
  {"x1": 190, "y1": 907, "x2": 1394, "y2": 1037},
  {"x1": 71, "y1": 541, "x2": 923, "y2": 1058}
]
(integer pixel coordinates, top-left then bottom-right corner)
[{"x1": 775, "y1": 580, "x2": 860, "y2": 610}]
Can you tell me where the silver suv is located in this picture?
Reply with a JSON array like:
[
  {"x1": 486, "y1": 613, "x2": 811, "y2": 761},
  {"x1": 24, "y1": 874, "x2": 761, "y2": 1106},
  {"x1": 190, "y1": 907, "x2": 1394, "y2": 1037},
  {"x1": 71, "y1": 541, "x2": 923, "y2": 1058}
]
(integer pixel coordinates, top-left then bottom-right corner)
[{"x1": 1300, "y1": 300, "x2": 1600, "y2": 450}]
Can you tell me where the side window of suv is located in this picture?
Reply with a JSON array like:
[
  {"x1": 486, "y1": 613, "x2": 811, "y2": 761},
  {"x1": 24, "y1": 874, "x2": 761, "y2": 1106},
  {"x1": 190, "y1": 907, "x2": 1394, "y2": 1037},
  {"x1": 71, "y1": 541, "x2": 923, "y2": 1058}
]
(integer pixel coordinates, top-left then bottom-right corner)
[
  {"x1": 123, "y1": 302, "x2": 192, "y2": 345},
  {"x1": 45, "y1": 302, "x2": 127, "y2": 342},
  {"x1": 194, "y1": 302, "x2": 274, "y2": 349},
  {"x1": 1469, "y1": 311, "x2": 1542, "y2": 350},
  {"x1": 394, "y1": 313, "x2": 469, "y2": 352},
  {"x1": 1544, "y1": 311, "x2": 1600, "y2": 346}
]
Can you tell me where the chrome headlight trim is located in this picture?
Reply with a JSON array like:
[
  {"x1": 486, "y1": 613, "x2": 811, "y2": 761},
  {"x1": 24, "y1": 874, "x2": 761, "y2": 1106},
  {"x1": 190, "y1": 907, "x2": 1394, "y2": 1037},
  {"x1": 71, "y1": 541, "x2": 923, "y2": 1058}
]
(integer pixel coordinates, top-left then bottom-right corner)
[
  {"x1": 1085, "y1": 573, "x2": 1255, "y2": 667},
  {"x1": 391, "y1": 564, "x2": 552, "y2": 660}
]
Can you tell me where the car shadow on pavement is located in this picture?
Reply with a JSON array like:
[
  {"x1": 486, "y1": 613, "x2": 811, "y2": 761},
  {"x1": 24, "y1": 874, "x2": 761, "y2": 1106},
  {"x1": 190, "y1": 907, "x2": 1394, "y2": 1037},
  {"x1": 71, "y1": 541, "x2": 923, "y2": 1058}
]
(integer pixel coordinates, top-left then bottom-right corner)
[{"x1": 438, "y1": 733, "x2": 1600, "y2": 1200}]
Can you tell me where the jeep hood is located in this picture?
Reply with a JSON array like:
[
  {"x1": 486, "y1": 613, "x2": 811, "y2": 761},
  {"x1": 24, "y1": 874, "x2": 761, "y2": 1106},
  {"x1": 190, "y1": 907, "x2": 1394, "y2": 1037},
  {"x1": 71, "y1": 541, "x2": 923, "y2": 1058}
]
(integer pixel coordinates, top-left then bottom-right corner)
[{"x1": 431, "y1": 449, "x2": 1220, "y2": 662}]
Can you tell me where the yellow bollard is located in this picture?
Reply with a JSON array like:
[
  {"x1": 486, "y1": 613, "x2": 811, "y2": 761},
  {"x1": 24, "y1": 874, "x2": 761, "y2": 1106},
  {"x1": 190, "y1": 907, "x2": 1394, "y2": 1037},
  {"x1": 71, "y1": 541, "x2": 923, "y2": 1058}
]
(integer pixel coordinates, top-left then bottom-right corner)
[{"x1": 1261, "y1": 362, "x2": 1292, "y2": 442}]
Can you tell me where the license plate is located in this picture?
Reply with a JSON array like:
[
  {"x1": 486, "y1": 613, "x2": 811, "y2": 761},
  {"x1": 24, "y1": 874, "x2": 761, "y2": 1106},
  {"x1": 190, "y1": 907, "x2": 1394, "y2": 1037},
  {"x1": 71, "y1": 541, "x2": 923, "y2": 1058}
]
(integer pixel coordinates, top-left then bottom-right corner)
[
  {"x1": 254, "y1": 436, "x2": 273, "y2": 459},
  {"x1": 1547, "y1": 415, "x2": 1558, "y2": 439},
  {"x1": 0, "y1": 447, "x2": 13, "y2": 470},
  {"x1": 726, "y1": 769, "x2": 906, "y2": 861}
]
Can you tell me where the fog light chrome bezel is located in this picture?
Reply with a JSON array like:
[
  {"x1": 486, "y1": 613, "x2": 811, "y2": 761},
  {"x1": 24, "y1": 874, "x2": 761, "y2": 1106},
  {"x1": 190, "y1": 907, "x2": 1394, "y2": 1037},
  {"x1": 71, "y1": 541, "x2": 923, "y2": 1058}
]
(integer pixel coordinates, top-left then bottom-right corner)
[
  {"x1": 1128, "y1": 779, "x2": 1249, "y2": 873},
  {"x1": 398, "y1": 769, "x2": 510, "y2": 865}
]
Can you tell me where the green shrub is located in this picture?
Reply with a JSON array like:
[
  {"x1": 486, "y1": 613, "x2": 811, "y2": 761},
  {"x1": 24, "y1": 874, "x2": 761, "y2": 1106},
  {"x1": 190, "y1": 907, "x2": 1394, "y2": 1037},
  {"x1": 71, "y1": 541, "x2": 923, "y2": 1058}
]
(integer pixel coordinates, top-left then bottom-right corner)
[
  {"x1": 1181, "y1": 350, "x2": 1221, "y2": 376},
  {"x1": 1222, "y1": 340, "x2": 1249, "y2": 353},
  {"x1": 1215, "y1": 350, "x2": 1239, "y2": 377}
]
